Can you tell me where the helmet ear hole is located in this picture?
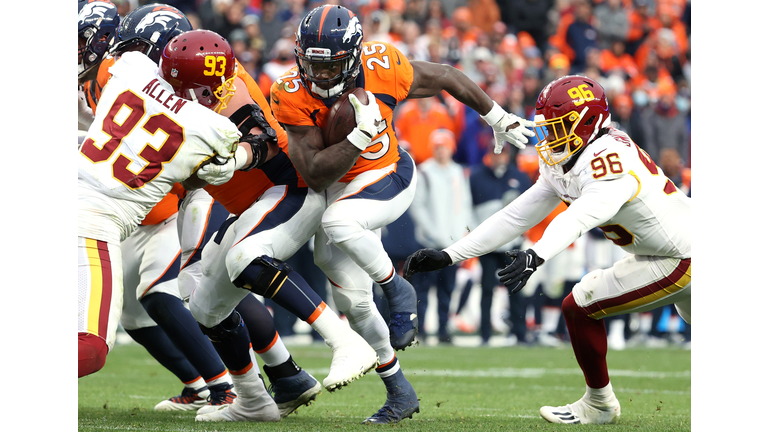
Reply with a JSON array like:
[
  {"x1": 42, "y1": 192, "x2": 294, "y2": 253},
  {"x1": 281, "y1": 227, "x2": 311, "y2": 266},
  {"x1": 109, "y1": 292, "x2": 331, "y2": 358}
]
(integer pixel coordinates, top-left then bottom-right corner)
[{"x1": 584, "y1": 116, "x2": 595, "y2": 126}]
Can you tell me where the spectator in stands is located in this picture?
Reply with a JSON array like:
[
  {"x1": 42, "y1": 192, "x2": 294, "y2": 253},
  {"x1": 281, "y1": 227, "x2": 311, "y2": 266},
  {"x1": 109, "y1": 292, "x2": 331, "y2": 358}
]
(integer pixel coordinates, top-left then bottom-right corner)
[
  {"x1": 262, "y1": 37, "x2": 296, "y2": 83},
  {"x1": 592, "y1": 0, "x2": 629, "y2": 49},
  {"x1": 402, "y1": 0, "x2": 429, "y2": 28},
  {"x1": 258, "y1": 0, "x2": 288, "y2": 58},
  {"x1": 469, "y1": 143, "x2": 532, "y2": 345},
  {"x1": 600, "y1": 38, "x2": 639, "y2": 80},
  {"x1": 395, "y1": 97, "x2": 455, "y2": 166},
  {"x1": 394, "y1": 19, "x2": 428, "y2": 61},
  {"x1": 610, "y1": 93, "x2": 646, "y2": 147},
  {"x1": 466, "y1": 0, "x2": 501, "y2": 34},
  {"x1": 426, "y1": 0, "x2": 452, "y2": 29},
  {"x1": 543, "y1": 52, "x2": 571, "y2": 84},
  {"x1": 408, "y1": 130, "x2": 474, "y2": 344},
  {"x1": 198, "y1": 0, "x2": 230, "y2": 36},
  {"x1": 645, "y1": 78, "x2": 689, "y2": 166},
  {"x1": 522, "y1": 66, "x2": 541, "y2": 120},
  {"x1": 626, "y1": 0, "x2": 658, "y2": 56},
  {"x1": 365, "y1": 9, "x2": 394, "y2": 43},
  {"x1": 445, "y1": 6, "x2": 481, "y2": 59},
  {"x1": 497, "y1": 0, "x2": 554, "y2": 56}
]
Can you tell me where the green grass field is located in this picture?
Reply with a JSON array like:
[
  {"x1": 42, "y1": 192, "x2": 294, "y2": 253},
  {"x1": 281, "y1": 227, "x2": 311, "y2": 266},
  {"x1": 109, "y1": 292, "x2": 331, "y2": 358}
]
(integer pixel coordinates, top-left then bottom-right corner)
[{"x1": 78, "y1": 342, "x2": 691, "y2": 431}]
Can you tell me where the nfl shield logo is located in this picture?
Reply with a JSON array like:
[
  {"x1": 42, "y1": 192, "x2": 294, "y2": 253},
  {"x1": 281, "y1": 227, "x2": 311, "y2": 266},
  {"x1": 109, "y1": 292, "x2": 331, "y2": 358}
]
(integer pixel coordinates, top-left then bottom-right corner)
[{"x1": 171, "y1": 68, "x2": 178, "y2": 78}]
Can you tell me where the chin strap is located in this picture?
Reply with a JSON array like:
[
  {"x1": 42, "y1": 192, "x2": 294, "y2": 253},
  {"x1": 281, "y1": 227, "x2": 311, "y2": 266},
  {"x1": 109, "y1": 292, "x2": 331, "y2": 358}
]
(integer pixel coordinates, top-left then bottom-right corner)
[{"x1": 228, "y1": 104, "x2": 277, "y2": 171}]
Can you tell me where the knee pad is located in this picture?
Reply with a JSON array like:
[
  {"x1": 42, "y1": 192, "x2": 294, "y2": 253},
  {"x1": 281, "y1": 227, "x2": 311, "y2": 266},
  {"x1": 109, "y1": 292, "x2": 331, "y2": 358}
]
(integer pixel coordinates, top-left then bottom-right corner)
[
  {"x1": 232, "y1": 255, "x2": 292, "y2": 298},
  {"x1": 198, "y1": 310, "x2": 245, "y2": 343}
]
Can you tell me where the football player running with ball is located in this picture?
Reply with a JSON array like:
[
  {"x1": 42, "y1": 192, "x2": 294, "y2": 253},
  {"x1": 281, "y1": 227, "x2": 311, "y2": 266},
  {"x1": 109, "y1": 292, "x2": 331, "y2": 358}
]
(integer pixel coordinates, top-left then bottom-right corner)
[
  {"x1": 404, "y1": 75, "x2": 691, "y2": 425},
  {"x1": 270, "y1": 4, "x2": 535, "y2": 424}
]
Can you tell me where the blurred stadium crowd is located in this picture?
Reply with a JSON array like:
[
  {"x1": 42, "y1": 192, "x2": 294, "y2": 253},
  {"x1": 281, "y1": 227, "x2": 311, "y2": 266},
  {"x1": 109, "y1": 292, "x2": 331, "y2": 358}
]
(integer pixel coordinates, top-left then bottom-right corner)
[{"x1": 114, "y1": 0, "x2": 691, "y2": 350}]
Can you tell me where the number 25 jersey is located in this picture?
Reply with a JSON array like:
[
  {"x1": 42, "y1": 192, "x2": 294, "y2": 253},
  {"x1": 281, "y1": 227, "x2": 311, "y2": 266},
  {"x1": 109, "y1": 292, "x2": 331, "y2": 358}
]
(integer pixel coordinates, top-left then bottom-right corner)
[
  {"x1": 78, "y1": 52, "x2": 241, "y2": 243},
  {"x1": 270, "y1": 41, "x2": 414, "y2": 183}
]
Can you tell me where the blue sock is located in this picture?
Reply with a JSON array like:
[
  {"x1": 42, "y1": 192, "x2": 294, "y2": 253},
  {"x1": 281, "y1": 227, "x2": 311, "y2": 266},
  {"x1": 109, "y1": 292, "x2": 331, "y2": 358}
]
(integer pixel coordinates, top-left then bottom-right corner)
[
  {"x1": 125, "y1": 325, "x2": 200, "y2": 383},
  {"x1": 235, "y1": 294, "x2": 280, "y2": 352},
  {"x1": 140, "y1": 292, "x2": 227, "y2": 380}
]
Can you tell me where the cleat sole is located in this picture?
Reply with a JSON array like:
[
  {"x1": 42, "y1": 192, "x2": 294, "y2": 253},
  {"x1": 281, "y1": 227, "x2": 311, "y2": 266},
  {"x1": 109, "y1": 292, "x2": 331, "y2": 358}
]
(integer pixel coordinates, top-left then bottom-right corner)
[
  {"x1": 325, "y1": 357, "x2": 380, "y2": 393},
  {"x1": 278, "y1": 382, "x2": 322, "y2": 418}
]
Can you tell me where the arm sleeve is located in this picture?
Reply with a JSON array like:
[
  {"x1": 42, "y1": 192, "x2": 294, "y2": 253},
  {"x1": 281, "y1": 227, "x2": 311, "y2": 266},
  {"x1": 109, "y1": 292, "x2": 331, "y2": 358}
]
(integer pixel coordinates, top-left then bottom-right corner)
[
  {"x1": 530, "y1": 174, "x2": 638, "y2": 260},
  {"x1": 443, "y1": 178, "x2": 562, "y2": 263}
]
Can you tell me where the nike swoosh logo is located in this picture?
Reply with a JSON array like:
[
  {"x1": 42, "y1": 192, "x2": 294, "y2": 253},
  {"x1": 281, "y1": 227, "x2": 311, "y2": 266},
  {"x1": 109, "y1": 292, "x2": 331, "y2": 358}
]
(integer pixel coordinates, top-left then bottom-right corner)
[
  {"x1": 396, "y1": 53, "x2": 401, "y2": 65},
  {"x1": 594, "y1": 149, "x2": 606, "y2": 157}
]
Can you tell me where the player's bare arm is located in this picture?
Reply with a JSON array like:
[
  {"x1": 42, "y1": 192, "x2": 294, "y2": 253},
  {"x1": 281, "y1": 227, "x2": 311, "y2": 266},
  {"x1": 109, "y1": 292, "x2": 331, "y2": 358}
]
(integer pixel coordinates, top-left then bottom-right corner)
[
  {"x1": 407, "y1": 61, "x2": 494, "y2": 114},
  {"x1": 408, "y1": 60, "x2": 535, "y2": 152},
  {"x1": 284, "y1": 123, "x2": 361, "y2": 192}
]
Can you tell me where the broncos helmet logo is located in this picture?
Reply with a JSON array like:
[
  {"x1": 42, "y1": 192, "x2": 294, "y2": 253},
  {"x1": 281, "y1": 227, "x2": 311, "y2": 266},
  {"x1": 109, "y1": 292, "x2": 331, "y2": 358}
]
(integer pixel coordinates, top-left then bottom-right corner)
[
  {"x1": 78, "y1": 2, "x2": 113, "y2": 26},
  {"x1": 341, "y1": 16, "x2": 362, "y2": 44},
  {"x1": 136, "y1": 10, "x2": 181, "y2": 33}
]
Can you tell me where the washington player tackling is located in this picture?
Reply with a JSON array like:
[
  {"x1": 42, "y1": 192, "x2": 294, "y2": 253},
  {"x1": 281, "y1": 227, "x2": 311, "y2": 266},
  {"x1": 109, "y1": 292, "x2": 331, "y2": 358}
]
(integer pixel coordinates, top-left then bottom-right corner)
[
  {"x1": 78, "y1": 49, "x2": 243, "y2": 378},
  {"x1": 404, "y1": 75, "x2": 690, "y2": 425}
]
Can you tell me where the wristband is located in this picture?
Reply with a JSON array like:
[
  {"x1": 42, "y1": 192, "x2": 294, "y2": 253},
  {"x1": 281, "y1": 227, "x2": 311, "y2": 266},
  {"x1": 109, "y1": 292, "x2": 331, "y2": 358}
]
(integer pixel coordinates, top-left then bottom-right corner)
[
  {"x1": 234, "y1": 145, "x2": 248, "y2": 170},
  {"x1": 480, "y1": 101, "x2": 505, "y2": 127},
  {"x1": 346, "y1": 127, "x2": 372, "y2": 151}
]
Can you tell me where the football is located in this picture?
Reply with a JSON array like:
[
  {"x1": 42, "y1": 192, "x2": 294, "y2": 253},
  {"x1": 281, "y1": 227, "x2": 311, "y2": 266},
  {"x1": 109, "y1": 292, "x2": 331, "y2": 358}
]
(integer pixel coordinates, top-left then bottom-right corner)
[{"x1": 321, "y1": 87, "x2": 367, "y2": 148}]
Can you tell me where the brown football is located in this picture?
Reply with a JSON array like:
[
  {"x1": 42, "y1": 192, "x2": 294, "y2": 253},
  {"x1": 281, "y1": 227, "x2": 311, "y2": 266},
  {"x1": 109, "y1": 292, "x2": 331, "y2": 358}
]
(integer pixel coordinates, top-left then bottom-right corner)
[{"x1": 322, "y1": 87, "x2": 368, "y2": 148}]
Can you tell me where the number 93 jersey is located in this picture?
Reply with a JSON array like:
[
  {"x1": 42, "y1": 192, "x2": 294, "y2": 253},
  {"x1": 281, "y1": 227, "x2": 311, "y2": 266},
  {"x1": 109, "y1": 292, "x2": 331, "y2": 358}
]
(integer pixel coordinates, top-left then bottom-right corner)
[
  {"x1": 270, "y1": 41, "x2": 413, "y2": 183},
  {"x1": 78, "y1": 52, "x2": 241, "y2": 243},
  {"x1": 538, "y1": 127, "x2": 690, "y2": 259}
]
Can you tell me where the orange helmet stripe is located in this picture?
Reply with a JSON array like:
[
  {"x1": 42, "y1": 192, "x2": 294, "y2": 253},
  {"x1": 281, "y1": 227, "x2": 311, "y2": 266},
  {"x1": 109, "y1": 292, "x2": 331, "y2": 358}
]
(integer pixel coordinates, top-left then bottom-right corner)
[{"x1": 317, "y1": 5, "x2": 332, "y2": 42}]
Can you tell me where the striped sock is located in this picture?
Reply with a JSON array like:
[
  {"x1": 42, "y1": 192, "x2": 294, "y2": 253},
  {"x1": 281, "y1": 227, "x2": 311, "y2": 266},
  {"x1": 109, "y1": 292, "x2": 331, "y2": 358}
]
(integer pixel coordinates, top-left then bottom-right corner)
[
  {"x1": 254, "y1": 333, "x2": 291, "y2": 367},
  {"x1": 375, "y1": 355, "x2": 400, "y2": 379}
]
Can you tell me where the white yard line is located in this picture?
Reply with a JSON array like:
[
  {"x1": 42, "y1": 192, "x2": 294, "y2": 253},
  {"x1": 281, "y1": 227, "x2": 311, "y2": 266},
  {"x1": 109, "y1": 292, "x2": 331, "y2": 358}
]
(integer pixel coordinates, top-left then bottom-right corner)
[{"x1": 302, "y1": 367, "x2": 690, "y2": 379}]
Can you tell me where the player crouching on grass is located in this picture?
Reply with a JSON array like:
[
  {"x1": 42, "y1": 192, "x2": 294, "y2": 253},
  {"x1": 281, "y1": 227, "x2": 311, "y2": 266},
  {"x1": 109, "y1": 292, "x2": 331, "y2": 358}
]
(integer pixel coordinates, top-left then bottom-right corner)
[{"x1": 404, "y1": 75, "x2": 691, "y2": 425}]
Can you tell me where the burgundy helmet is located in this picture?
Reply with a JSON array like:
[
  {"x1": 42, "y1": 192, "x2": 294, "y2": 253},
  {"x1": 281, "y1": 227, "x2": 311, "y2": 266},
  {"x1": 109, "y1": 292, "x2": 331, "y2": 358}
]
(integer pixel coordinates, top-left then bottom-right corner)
[
  {"x1": 533, "y1": 75, "x2": 611, "y2": 166},
  {"x1": 159, "y1": 29, "x2": 238, "y2": 112}
]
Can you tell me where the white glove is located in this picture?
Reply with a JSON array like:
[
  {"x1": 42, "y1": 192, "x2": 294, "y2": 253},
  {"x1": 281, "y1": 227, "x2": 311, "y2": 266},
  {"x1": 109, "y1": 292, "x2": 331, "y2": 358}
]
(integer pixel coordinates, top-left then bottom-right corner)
[
  {"x1": 481, "y1": 101, "x2": 536, "y2": 153},
  {"x1": 347, "y1": 90, "x2": 382, "y2": 151},
  {"x1": 196, "y1": 146, "x2": 248, "y2": 186}
]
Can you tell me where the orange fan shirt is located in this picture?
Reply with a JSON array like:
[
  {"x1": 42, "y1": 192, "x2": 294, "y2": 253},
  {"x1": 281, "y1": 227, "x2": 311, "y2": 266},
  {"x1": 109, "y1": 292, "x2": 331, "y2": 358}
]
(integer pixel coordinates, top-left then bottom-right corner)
[
  {"x1": 203, "y1": 60, "x2": 308, "y2": 216},
  {"x1": 395, "y1": 99, "x2": 455, "y2": 165},
  {"x1": 270, "y1": 41, "x2": 414, "y2": 183},
  {"x1": 84, "y1": 56, "x2": 179, "y2": 226}
]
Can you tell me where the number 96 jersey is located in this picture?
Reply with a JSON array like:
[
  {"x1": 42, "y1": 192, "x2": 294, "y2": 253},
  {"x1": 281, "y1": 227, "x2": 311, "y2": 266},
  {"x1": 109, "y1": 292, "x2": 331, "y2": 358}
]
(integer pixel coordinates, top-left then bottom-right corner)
[
  {"x1": 270, "y1": 41, "x2": 414, "y2": 183},
  {"x1": 538, "y1": 127, "x2": 690, "y2": 259},
  {"x1": 78, "y1": 52, "x2": 241, "y2": 243}
]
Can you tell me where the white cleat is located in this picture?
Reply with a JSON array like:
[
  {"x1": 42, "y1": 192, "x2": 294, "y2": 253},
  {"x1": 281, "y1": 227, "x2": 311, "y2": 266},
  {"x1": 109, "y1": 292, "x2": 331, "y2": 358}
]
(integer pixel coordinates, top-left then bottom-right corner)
[
  {"x1": 154, "y1": 387, "x2": 210, "y2": 411},
  {"x1": 540, "y1": 393, "x2": 621, "y2": 425},
  {"x1": 322, "y1": 332, "x2": 379, "y2": 392},
  {"x1": 195, "y1": 394, "x2": 280, "y2": 422}
]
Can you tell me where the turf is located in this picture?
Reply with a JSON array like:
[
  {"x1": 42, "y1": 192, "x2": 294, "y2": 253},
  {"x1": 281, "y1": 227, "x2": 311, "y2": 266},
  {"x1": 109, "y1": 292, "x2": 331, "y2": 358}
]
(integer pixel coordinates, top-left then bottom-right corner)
[{"x1": 78, "y1": 342, "x2": 691, "y2": 431}]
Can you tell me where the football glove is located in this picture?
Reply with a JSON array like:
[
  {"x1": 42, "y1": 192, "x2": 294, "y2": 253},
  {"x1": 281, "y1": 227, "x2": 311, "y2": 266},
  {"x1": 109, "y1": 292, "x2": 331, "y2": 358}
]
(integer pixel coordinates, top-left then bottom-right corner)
[
  {"x1": 347, "y1": 90, "x2": 382, "y2": 151},
  {"x1": 196, "y1": 146, "x2": 248, "y2": 186},
  {"x1": 481, "y1": 101, "x2": 536, "y2": 153},
  {"x1": 498, "y1": 249, "x2": 544, "y2": 294},
  {"x1": 403, "y1": 248, "x2": 452, "y2": 280}
]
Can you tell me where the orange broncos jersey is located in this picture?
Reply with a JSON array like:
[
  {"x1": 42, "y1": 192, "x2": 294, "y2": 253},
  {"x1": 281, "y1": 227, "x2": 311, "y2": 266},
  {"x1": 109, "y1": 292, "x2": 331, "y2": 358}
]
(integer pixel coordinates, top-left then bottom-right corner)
[
  {"x1": 84, "y1": 56, "x2": 179, "y2": 226},
  {"x1": 202, "y1": 60, "x2": 308, "y2": 216},
  {"x1": 270, "y1": 41, "x2": 414, "y2": 183}
]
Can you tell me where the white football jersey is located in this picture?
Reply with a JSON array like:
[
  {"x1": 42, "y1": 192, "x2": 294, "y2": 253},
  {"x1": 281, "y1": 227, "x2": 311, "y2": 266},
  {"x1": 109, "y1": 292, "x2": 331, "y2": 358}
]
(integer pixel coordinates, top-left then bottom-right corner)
[
  {"x1": 78, "y1": 52, "x2": 241, "y2": 243},
  {"x1": 443, "y1": 127, "x2": 690, "y2": 266},
  {"x1": 535, "y1": 127, "x2": 690, "y2": 259}
]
